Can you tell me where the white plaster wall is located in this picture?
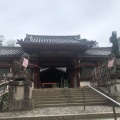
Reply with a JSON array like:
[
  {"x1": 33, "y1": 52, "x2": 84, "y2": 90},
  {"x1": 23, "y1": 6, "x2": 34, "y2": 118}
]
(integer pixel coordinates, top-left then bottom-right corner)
[
  {"x1": 32, "y1": 82, "x2": 34, "y2": 89},
  {"x1": 80, "y1": 81, "x2": 90, "y2": 87}
]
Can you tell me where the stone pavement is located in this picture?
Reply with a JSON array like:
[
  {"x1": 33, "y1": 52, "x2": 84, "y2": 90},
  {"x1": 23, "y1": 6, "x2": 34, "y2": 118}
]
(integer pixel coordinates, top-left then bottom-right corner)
[
  {"x1": 0, "y1": 105, "x2": 120, "y2": 118},
  {"x1": 0, "y1": 106, "x2": 120, "y2": 117}
]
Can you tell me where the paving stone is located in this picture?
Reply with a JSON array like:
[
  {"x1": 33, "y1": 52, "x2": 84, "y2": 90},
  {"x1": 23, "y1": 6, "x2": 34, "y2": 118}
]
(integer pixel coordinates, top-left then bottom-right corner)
[{"x1": 0, "y1": 106, "x2": 120, "y2": 119}]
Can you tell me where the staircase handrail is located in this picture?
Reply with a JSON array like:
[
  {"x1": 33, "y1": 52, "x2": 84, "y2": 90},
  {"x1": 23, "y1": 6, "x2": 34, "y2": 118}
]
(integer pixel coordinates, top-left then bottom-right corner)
[
  {"x1": 0, "y1": 81, "x2": 9, "y2": 112},
  {"x1": 0, "y1": 81, "x2": 9, "y2": 97},
  {"x1": 87, "y1": 85, "x2": 120, "y2": 106},
  {"x1": 0, "y1": 81, "x2": 9, "y2": 86},
  {"x1": 87, "y1": 85, "x2": 120, "y2": 120}
]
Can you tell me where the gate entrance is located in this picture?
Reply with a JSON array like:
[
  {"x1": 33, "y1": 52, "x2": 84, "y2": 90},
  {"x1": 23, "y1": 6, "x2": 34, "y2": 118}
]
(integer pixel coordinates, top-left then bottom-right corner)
[
  {"x1": 17, "y1": 34, "x2": 96, "y2": 88},
  {"x1": 40, "y1": 67, "x2": 68, "y2": 88}
]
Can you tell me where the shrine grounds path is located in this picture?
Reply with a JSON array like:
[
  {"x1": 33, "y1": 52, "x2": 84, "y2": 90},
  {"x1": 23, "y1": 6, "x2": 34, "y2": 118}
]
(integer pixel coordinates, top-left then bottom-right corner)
[{"x1": 0, "y1": 106, "x2": 120, "y2": 119}]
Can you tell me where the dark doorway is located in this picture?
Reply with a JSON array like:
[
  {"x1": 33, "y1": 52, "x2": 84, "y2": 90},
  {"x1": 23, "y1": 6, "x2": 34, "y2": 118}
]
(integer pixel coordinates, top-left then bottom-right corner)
[{"x1": 40, "y1": 67, "x2": 68, "y2": 88}]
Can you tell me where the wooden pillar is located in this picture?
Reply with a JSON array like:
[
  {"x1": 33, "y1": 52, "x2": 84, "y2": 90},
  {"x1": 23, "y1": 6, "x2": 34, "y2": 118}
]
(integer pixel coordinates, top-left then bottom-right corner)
[
  {"x1": 67, "y1": 66, "x2": 73, "y2": 88},
  {"x1": 70, "y1": 74, "x2": 74, "y2": 88},
  {"x1": 71, "y1": 70, "x2": 80, "y2": 88},
  {"x1": 77, "y1": 68, "x2": 80, "y2": 87},
  {"x1": 70, "y1": 59, "x2": 75, "y2": 88},
  {"x1": 73, "y1": 58, "x2": 80, "y2": 88},
  {"x1": 68, "y1": 57, "x2": 80, "y2": 88},
  {"x1": 34, "y1": 67, "x2": 40, "y2": 89}
]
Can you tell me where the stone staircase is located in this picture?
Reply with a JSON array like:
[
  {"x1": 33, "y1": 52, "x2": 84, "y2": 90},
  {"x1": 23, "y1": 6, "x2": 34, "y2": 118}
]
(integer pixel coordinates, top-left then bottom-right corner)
[
  {"x1": 0, "y1": 87, "x2": 120, "y2": 120},
  {"x1": 32, "y1": 87, "x2": 107, "y2": 108}
]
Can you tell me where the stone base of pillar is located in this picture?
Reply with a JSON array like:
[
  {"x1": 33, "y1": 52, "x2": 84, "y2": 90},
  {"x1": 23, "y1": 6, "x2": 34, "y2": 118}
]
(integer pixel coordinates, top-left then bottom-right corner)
[
  {"x1": 107, "y1": 79, "x2": 120, "y2": 102},
  {"x1": 9, "y1": 99, "x2": 33, "y2": 111},
  {"x1": 8, "y1": 81, "x2": 33, "y2": 111}
]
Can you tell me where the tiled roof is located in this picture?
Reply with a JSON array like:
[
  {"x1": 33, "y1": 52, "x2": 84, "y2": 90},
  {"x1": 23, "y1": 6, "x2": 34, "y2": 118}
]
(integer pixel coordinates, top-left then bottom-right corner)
[
  {"x1": 17, "y1": 34, "x2": 96, "y2": 45},
  {"x1": 84, "y1": 47, "x2": 111, "y2": 56},
  {"x1": 0, "y1": 47, "x2": 24, "y2": 57},
  {"x1": 0, "y1": 46, "x2": 112, "y2": 57}
]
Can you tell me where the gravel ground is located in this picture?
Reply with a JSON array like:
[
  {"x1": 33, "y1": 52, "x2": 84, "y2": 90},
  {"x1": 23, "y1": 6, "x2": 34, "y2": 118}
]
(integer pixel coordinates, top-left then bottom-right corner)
[{"x1": 0, "y1": 106, "x2": 120, "y2": 118}]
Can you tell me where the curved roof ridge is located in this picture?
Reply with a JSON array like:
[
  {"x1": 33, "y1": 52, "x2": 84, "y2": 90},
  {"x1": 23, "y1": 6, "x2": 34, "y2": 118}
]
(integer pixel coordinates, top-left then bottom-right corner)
[
  {"x1": 26, "y1": 34, "x2": 80, "y2": 37},
  {"x1": 17, "y1": 34, "x2": 96, "y2": 46}
]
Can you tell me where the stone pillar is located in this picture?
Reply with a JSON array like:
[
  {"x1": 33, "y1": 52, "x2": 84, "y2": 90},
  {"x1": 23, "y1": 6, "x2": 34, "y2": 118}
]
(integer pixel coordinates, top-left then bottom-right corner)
[
  {"x1": 107, "y1": 79, "x2": 120, "y2": 102},
  {"x1": 8, "y1": 81, "x2": 33, "y2": 111}
]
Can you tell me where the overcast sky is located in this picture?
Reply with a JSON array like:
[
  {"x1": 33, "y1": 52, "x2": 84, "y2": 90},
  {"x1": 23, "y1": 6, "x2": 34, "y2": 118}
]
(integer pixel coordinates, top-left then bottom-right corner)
[{"x1": 0, "y1": 0, "x2": 120, "y2": 47}]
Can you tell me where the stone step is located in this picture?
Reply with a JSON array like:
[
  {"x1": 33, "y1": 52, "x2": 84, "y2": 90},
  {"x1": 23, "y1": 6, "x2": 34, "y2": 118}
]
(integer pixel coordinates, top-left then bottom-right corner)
[
  {"x1": 34, "y1": 102, "x2": 106, "y2": 108},
  {"x1": 32, "y1": 91, "x2": 102, "y2": 94},
  {"x1": 33, "y1": 88, "x2": 93, "y2": 93},
  {"x1": 32, "y1": 88, "x2": 107, "y2": 108},
  {"x1": 32, "y1": 96, "x2": 105, "y2": 99},
  {"x1": 32, "y1": 93, "x2": 99, "y2": 96},
  {"x1": 33, "y1": 96, "x2": 105, "y2": 101},
  {"x1": 32, "y1": 95, "x2": 102, "y2": 98},
  {"x1": 33, "y1": 99, "x2": 106, "y2": 105},
  {"x1": 33, "y1": 94, "x2": 104, "y2": 97},
  {"x1": 33, "y1": 92, "x2": 97, "y2": 95},
  {"x1": 32, "y1": 97, "x2": 104, "y2": 102},
  {"x1": 32, "y1": 89, "x2": 94, "y2": 93},
  {"x1": 32, "y1": 96, "x2": 103, "y2": 99},
  {"x1": 32, "y1": 89, "x2": 96, "y2": 92},
  {"x1": 32, "y1": 92, "x2": 98, "y2": 95},
  {"x1": 32, "y1": 93, "x2": 97, "y2": 96},
  {"x1": 1, "y1": 113, "x2": 120, "y2": 120},
  {"x1": 32, "y1": 89, "x2": 100, "y2": 92}
]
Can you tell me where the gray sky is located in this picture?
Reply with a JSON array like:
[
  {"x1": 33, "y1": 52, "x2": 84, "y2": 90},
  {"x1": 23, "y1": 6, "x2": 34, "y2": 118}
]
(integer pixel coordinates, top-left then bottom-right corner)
[{"x1": 0, "y1": 0, "x2": 120, "y2": 47}]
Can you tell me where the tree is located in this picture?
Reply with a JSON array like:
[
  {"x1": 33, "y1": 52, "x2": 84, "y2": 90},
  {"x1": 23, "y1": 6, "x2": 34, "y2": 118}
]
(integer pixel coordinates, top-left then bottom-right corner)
[{"x1": 7, "y1": 39, "x2": 16, "y2": 47}]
